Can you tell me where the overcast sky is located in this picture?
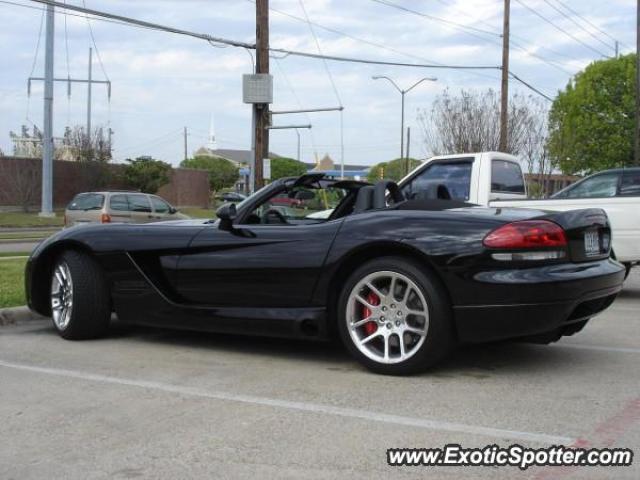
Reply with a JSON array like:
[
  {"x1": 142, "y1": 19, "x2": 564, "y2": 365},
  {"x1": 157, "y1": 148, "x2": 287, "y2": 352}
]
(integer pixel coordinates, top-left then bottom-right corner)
[{"x1": 0, "y1": 0, "x2": 636, "y2": 166}]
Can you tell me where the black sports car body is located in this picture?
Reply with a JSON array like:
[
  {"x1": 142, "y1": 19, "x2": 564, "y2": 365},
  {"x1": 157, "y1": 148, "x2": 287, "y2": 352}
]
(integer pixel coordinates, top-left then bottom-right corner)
[{"x1": 26, "y1": 173, "x2": 625, "y2": 374}]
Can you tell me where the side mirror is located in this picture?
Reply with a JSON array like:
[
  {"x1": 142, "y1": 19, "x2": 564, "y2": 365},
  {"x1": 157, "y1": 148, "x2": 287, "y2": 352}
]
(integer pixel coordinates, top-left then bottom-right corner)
[
  {"x1": 216, "y1": 203, "x2": 237, "y2": 231},
  {"x1": 169, "y1": 206, "x2": 177, "y2": 214}
]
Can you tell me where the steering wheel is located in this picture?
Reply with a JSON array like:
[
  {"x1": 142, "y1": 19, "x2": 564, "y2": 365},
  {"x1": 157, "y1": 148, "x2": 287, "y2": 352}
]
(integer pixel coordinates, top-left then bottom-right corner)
[{"x1": 262, "y1": 208, "x2": 288, "y2": 224}]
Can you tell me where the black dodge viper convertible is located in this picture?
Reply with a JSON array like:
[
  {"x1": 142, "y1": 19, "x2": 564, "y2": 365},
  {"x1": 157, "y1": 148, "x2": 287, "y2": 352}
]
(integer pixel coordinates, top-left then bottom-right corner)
[{"x1": 26, "y1": 173, "x2": 625, "y2": 374}]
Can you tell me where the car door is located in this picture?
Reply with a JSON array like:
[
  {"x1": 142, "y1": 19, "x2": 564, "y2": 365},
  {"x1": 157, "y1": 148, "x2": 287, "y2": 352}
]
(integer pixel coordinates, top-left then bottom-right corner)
[
  {"x1": 108, "y1": 194, "x2": 133, "y2": 223},
  {"x1": 176, "y1": 220, "x2": 342, "y2": 308},
  {"x1": 127, "y1": 194, "x2": 154, "y2": 223},
  {"x1": 150, "y1": 195, "x2": 174, "y2": 221}
]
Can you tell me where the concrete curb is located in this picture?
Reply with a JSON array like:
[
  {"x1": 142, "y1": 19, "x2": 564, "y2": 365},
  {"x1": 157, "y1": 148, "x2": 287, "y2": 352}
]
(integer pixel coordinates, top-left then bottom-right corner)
[{"x1": 0, "y1": 306, "x2": 47, "y2": 326}]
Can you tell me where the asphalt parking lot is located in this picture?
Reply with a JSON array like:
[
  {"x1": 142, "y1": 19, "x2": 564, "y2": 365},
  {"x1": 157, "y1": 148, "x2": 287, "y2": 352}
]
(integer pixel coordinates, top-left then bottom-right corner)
[{"x1": 1, "y1": 271, "x2": 639, "y2": 479}]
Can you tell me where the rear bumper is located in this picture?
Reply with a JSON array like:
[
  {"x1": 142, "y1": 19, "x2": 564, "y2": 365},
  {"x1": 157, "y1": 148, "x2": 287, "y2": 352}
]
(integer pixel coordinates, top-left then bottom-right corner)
[{"x1": 453, "y1": 259, "x2": 625, "y2": 343}]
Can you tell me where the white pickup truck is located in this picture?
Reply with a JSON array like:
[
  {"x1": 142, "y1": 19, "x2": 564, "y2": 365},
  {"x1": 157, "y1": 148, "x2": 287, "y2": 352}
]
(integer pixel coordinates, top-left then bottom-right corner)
[{"x1": 398, "y1": 152, "x2": 640, "y2": 272}]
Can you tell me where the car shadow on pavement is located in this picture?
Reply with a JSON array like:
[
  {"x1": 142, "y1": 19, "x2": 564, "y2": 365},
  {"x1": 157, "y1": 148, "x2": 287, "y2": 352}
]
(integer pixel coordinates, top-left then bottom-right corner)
[
  {"x1": 91, "y1": 321, "x2": 595, "y2": 377},
  {"x1": 22, "y1": 319, "x2": 609, "y2": 376},
  {"x1": 617, "y1": 285, "x2": 640, "y2": 299}
]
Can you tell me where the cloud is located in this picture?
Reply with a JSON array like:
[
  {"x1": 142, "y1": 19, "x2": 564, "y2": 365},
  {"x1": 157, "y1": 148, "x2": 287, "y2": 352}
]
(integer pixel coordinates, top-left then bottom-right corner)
[{"x1": 0, "y1": 0, "x2": 635, "y2": 165}]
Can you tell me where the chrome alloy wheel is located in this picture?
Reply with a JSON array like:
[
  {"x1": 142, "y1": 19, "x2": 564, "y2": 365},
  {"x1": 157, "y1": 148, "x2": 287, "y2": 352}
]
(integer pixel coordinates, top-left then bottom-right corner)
[
  {"x1": 346, "y1": 270, "x2": 429, "y2": 364},
  {"x1": 51, "y1": 262, "x2": 74, "y2": 330}
]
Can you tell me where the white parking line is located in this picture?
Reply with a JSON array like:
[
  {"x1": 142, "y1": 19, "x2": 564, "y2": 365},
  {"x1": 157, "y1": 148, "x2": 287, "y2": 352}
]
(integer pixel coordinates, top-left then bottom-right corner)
[
  {"x1": 555, "y1": 343, "x2": 640, "y2": 354},
  {"x1": 0, "y1": 358, "x2": 573, "y2": 445}
]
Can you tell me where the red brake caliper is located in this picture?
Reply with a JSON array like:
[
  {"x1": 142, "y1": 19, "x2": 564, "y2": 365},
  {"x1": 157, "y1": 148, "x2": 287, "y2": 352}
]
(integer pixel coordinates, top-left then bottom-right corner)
[{"x1": 362, "y1": 292, "x2": 380, "y2": 335}]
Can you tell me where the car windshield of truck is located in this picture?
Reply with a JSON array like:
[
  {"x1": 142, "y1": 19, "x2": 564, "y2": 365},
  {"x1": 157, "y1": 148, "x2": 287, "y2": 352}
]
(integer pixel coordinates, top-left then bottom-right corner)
[{"x1": 403, "y1": 160, "x2": 473, "y2": 201}]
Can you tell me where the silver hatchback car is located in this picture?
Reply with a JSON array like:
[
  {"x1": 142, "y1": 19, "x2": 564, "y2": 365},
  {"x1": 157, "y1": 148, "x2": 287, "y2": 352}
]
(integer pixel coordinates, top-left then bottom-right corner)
[{"x1": 64, "y1": 191, "x2": 189, "y2": 227}]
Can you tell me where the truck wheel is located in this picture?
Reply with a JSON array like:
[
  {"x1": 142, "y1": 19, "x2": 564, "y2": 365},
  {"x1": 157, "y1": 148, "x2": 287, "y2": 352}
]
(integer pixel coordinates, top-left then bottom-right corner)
[{"x1": 337, "y1": 256, "x2": 455, "y2": 375}]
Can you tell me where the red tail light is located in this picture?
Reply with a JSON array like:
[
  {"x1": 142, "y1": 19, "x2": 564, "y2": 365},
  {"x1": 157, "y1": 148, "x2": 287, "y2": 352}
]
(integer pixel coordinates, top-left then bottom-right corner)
[
  {"x1": 101, "y1": 213, "x2": 111, "y2": 224},
  {"x1": 483, "y1": 220, "x2": 567, "y2": 249}
]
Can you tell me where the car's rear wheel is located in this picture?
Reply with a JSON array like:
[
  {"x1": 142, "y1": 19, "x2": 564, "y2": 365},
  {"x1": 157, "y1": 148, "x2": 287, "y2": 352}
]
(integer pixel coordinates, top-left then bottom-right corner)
[
  {"x1": 337, "y1": 256, "x2": 454, "y2": 375},
  {"x1": 50, "y1": 250, "x2": 111, "y2": 340}
]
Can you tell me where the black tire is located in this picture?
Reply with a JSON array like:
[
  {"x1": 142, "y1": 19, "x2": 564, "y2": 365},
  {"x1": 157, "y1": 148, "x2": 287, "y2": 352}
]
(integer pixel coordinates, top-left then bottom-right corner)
[
  {"x1": 51, "y1": 250, "x2": 111, "y2": 340},
  {"x1": 336, "y1": 256, "x2": 455, "y2": 375}
]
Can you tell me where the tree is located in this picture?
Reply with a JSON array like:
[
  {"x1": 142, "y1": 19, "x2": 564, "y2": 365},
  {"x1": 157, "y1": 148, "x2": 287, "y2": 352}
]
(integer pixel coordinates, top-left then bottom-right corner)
[
  {"x1": 418, "y1": 89, "x2": 545, "y2": 156},
  {"x1": 123, "y1": 156, "x2": 172, "y2": 194},
  {"x1": 180, "y1": 156, "x2": 239, "y2": 193},
  {"x1": 520, "y1": 98, "x2": 555, "y2": 198},
  {"x1": 270, "y1": 157, "x2": 308, "y2": 180},
  {"x1": 367, "y1": 158, "x2": 421, "y2": 183},
  {"x1": 0, "y1": 158, "x2": 40, "y2": 212},
  {"x1": 61, "y1": 125, "x2": 112, "y2": 163},
  {"x1": 548, "y1": 54, "x2": 636, "y2": 174}
]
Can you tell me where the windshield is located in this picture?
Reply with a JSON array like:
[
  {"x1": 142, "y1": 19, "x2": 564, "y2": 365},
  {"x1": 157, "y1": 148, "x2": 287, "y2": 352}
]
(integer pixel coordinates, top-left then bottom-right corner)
[
  {"x1": 402, "y1": 160, "x2": 473, "y2": 201},
  {"x1": 67, "y1": 193, "x2": 105, "y2": 211},
  {"x1": 246, "y1": 185, "x2": 347, "y2": 225}
]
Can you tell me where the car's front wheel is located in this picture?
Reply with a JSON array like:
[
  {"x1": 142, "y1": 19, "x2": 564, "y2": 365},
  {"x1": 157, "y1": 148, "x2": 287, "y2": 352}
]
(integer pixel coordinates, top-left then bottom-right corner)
[
  {"x1": 50, "y1": 250, "x2": 111, "y2": 340},
  {"x1": 337, "y1": 256, "x2": 454, "y2": 375}
]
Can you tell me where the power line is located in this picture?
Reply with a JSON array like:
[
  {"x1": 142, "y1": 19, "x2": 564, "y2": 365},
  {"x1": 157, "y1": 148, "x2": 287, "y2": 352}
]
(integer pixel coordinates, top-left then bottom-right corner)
[
  {"x1": 117, "y1": 128, "x2": 183, "y2": 154},
  {"x1": 81, "y1": 0, "x2": 109, "y2": 81},
  {"x1": 370, "y1": 0, "x2": 500, "y2": 39},
  {"x1": 0, "y1": 0, "x2": 156, "y2": 31},
  {"x1": 508, "y1": 71, "x2": 554, "y2": 101},
  {"x1": 272, "y1": 57, "x2": 319, "y2": 156},
  {"x1": 255, "y1": 0, "x2": 500, "y2": 81},
  {"x1": 27, "y1": 0, "x2": 499, "y2": 71},
  {"x1": 269, "y1": 47, "x2": 499, "y2": 70},
  {"x1": 553, "y1": 0, "x2": 631, "y2": 50},
  {"x1": 296, "y1": 0, "x2": 344, "y2": 174},
  {"x1": 541, "y1": 0, "x2": 614, "y2": 52},
  {"x1": 20, "y1": 0, "x2": 556, "y2": 104},
  {"x1": 260, "y1": 1, "x2": 443, "y2": 68},
  {"x1": 25, "y1": 1, "x2": 45, "y2": 126},
  {"x1": 431, "y1": 0, "x2": 583, "y2": 63},
  {"x1": 27, "y1": 2, "x2": 45, "y2": 78},
  {"x1": 513, "y1": 0, "x2": 610, "y2": 58},
  {"x1": 297, "y1": 0, "x2": 342, "y2": 106},
  {"x1": 62, "y1": 0, "x2": 70, "y2": 79},
  {"x1": 370, "y1": 0, "x2": 577, "y2": 76}
]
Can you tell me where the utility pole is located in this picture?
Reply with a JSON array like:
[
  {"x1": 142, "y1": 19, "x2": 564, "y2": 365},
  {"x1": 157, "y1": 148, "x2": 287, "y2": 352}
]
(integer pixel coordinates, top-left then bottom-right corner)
[
  {"x1": 29, "y1": 45, "x2": 110, "y2": 170},
  {"x1": 87, "y1": 48, "x2": 92, "y2": 138},
  {"x1": 254, "y1": 0, "x2": 269, "y2": 190},
  {"x1": 183, "y1": 127, "x2": 188, "y2": 161},
  {"x1": 295, "y1": 129, "x2": 301, "y2": 162},
  {"x1": 40, "y1": 1, "x2": 55, "y2": 217},
  {"x1": 406, "y1": 126, "x2": 411, "y2": 163},
  {"x1": 615, "y1": 40, "x2": 619, "y2": 57},
  {"x1": 499, "y1": 0, "x2": 510, "y2": 153},
  {"x1": 636, "y1": 0, "x2": 640, "y2": 165}
]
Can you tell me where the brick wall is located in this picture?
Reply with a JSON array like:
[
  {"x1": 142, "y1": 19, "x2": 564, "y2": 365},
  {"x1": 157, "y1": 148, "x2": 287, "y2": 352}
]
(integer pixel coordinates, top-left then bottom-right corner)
[
  {"x1": 0, "y1": 156, "x2": 209, "y2": 209},
  {"x1": 157, "y1": 168, "x2": 211, "y2": 208}
]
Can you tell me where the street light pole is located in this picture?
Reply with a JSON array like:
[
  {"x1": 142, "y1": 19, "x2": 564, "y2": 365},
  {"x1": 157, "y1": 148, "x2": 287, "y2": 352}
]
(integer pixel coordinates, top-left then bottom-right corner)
[
  {"x1": 295, "y1": 129, "x2": 301, "y2": 162},
  {"x1": 372, "y1": 75, "x2": 437, "y2": 175},
  {"x1": 400, "y1": 90, "x2": 405, "y2": 161}
]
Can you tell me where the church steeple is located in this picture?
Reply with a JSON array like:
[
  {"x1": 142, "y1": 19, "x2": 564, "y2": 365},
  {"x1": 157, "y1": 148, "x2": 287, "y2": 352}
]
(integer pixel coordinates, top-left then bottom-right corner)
[{"x1": 207, "y1": 114, "x2": 218, "y2": 150}]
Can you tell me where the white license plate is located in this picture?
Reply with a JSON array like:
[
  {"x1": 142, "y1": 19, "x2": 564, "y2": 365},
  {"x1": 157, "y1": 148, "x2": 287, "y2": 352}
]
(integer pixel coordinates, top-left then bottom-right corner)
[{"x1": 584, "y1": 230, "x2": 600, "y2": 257}]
